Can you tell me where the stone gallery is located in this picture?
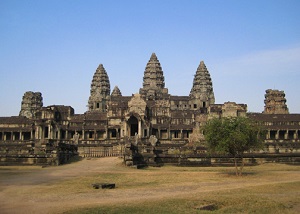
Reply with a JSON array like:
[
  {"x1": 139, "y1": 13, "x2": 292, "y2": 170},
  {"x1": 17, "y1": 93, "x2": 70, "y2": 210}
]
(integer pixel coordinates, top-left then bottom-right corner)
[{"x1": 0, "y1": 53, "x2": 299, "y2": 165}]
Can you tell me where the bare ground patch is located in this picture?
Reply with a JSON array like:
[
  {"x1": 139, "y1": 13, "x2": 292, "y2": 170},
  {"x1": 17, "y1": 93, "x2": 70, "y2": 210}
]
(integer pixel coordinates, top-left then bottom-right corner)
[{"x1": 0, "y1": 158, "x2": 300, "y2": 214}]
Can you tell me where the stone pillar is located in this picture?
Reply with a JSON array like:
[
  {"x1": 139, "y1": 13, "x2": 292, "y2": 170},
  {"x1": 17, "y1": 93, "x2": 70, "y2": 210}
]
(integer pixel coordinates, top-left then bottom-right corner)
[
  {"x1": 95, "y1": 130, "x2": 98, "y2": 140},
  {"x1": 124, "y1": 121, "x2": 127, "y2": 137},
  {"x1": 39, "y1": 127, "x2": 43, "y2": 139},
  {"x1": 57, "y1": 129, "x2": 61, "y2": 139},
  {"x1": 35, "y1": 127, "x2": 39, "y2": 139},
  {"x1": 116, "y1": 128, "x2": 120, "y2": 138},
  {"x1": 267, "y1": 130, "x2": 270, "y2": 139},
  {"x1": 48, "y1": 125, "x2": 52, "y2": 139},
  {"x1": 82, "y1": 130, "x2": 85, "y2": 140},
  {"x1": 294, "y1": 130, "x2": 298, "y2": 140},
  {"x1": 42, "y1": 126, "x2": 46, "y2": 139},
  {"x1": 31, "y1": 130, "x2": 34, "y2": 140},
  {"x1": 275, "y1": 130, "x2": 279, "y2": 140},
  {"x1": 285, "y1": 130, "x2": 288, "y2": 140},
  {"x1": 138, "y1": 120, "x2": 142, "y2": 138}
]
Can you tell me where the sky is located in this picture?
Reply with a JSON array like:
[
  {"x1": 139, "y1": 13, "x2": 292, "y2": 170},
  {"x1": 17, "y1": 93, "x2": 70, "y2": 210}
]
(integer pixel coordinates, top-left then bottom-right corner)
[{"x1": 0, "y1": 0, "x2": 300, "y2": 116}]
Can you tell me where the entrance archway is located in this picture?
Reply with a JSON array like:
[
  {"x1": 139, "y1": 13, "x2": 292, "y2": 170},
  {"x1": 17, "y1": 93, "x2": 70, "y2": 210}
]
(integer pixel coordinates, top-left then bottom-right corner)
[{"x1": 128, "y1": 116, "x2": 138, "y2": 136}]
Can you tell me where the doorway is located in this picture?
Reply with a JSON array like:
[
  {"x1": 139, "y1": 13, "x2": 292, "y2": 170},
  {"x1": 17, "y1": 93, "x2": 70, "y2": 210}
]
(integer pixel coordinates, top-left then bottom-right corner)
[{"x1": 128, "y1": 116, "x2": 138, "y2": 136}]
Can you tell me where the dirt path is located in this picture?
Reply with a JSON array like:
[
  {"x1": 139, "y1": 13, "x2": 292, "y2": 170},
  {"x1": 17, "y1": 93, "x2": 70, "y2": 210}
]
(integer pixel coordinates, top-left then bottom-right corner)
[{"x1": 1, "y1": 158, "x2": 300, "y2": 214}]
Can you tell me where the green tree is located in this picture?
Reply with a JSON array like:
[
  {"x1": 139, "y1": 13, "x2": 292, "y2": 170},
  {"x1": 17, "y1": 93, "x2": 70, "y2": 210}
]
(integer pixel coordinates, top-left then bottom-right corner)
[{"x1": 203, "y1": 117, "x2": 265, "y2": 176}]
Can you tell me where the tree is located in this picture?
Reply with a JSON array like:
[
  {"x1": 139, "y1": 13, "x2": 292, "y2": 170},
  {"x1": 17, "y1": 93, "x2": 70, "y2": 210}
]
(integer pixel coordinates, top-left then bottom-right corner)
[{"x1": 203, "y1": 117, "x2": 265, "y2": 176}]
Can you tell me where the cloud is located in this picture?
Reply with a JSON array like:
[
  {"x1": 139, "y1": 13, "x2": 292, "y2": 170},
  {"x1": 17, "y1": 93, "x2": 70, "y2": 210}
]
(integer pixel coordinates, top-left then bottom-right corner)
[{"x1": 217, "y1": 44, "x2": 300, "y2": 76}]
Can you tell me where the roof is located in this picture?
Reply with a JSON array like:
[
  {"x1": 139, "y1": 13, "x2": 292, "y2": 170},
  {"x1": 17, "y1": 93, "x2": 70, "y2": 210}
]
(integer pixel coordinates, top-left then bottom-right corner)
[
  {"x1": 171, "y1": 110, "x2": 194, "y2": 118},
  {"x1": 170, "y1": 124, "x2": 193, "y2": 130},
  {"x1": 248, "y1": 113, "x2": 300, "y2": 129},
  {"x1": 209, "y1": 104, "x2": 222, "y2": 112},
  {"x1": 110, "y1": 96, "x2": 131, "y2": 102},
  {"x1": 248, "y1": 113, "x2": 300, "y2": 122},
  {"x1": 0, "y1": 127, "x2": 32, "y2": 132},
  {"x1": 70, "y1": 114, "x2": 85, "y2": 123},
  {"x1": 0, "y1": 116, "x2": 31, "y2": 124},
  {"x1": 84, "y1": 112, "x2": 107, "y2": 121},
  {"x1": 170, "y1": 96, "x2": 190, "y2": 101}
]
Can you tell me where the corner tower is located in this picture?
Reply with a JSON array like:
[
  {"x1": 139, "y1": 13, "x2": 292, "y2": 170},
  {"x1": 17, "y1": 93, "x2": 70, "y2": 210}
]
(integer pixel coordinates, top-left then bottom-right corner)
[
  {"x1": 263, "y1": 89, "x2": 289, "y2": 114},
  {"x1": 19, "y1": 91, "x2": 43, "y2": 118},
  {"x1": 189, "y1": 61, "x2": 215, "y2": 110},
  {"x1": 139, "y1": 53, "x2": 168, "y2": 100},
  {"x1": 88, "y1": 64, "x2": 111, "y2": 112}
]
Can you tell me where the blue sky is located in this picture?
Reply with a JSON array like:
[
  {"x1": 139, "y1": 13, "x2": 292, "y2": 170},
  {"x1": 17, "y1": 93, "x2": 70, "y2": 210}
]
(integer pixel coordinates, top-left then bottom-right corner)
[{"x1": 0, "y1": 0, "x2": 299, "y2": 116}]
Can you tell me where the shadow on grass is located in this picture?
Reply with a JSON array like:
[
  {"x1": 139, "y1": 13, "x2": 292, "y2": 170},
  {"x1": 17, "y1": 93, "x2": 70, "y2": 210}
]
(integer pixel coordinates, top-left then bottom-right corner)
[{"x1": 218, "y1": 171, "x2": 258, "y2": 176}]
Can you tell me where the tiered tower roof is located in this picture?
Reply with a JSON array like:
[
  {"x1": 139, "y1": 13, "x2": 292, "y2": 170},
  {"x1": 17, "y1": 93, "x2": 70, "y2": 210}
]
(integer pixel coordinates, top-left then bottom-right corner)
[
  {"x1": 263, "y1": 89, "x2": 289, "y2": 114},
  {"x1": 142, "y1": 53, "x2": 165, "y2": 89},
  {"x1": 139, "y1": 53, "x2": 168, "y2": 100},
  {"x1": 190, "y1": 61, "x2": 215, "y2": 107},
  {"x1": 88, "y1": 64, "x2": 110, "y2": 111},
  {"x1": 19, "y1": 91, "x2": 43, "y2": 118},
  {"x1": 111, "y1": 86, "x2": 122, "y2": 97}
]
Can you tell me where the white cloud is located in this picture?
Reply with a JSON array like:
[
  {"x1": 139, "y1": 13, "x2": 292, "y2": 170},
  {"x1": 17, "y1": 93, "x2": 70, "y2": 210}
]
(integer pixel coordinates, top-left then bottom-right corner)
[
  {"x1": 217, "y1": 44, "x2": 300, "y2": 76},
  {"x1": 211, "y1": 44, "x2": 300, "y2": 113}
]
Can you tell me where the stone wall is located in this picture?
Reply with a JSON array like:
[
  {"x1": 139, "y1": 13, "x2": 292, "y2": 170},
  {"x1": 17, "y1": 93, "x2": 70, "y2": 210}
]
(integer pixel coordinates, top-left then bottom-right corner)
[
  {"x1": 124, "y1": 144, "x2": 300, "y2": 167},
  {"x1": 0, "y1": 140, "x2": 78, "y2": 166}
]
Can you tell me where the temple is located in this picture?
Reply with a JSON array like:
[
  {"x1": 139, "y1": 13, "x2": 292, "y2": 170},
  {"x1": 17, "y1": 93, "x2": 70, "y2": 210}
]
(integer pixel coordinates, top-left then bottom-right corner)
[{"x1": 0, "y1": 53, "x2": 299, "y2": 165}]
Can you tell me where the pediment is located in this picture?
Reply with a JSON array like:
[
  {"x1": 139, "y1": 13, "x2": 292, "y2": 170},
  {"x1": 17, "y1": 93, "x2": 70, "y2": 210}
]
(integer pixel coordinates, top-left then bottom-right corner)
[{"x1": 128, "y1": 93, "x2": 147, "y2": 116}]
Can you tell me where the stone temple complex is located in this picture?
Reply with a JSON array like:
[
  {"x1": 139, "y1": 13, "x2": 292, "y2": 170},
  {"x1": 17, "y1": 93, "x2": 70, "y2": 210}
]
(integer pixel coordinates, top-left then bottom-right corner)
[{"x1": 0, "y1": 53, "x2": 299, "y2": 165}]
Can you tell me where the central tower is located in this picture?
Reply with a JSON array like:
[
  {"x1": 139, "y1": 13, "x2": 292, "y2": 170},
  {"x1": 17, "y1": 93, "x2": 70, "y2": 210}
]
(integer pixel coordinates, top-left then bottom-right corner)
[
  {"x1": 139, "y1": 53, "x2": 169, "y2": 100},
  {"x1": 189, "y1": 61, "x2": 215, "y2": 110}
]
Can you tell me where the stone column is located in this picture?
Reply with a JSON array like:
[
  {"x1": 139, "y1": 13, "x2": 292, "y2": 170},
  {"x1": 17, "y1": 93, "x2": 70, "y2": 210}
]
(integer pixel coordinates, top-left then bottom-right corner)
[
  {"x1": 35, "y1": 127, "x2": 39, "y2": 139},
  {"x1": 116, "y1": 128, "x2": 119, "y2": 138},
  {"x1": 267, "y1": 130, "x2": 270, "y2": 139},
  {"x1": 275, "y1": 130, "x2": 279, "y2": 140},
  {"x1": 95, "y1": 130, "x2": 98, "y2": 140},
  {"x1": 31, "y1": 130, "x2": 34, "y2": 140},
  {"x1": 124, "y1": 121, "x2": 127, "y2": 137},
  {"x1": 48, "y1": 125, "x2": 52, "y2": 139},
  {"x1": 138, "y1": 120, "x2": 142, "y2": 138},
  {"x1": 285, "y1": 130, "x2": 288, "y2": 139},
  {"x1": 82, "y1": 130, "x2": 85, "y2": 140}
]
